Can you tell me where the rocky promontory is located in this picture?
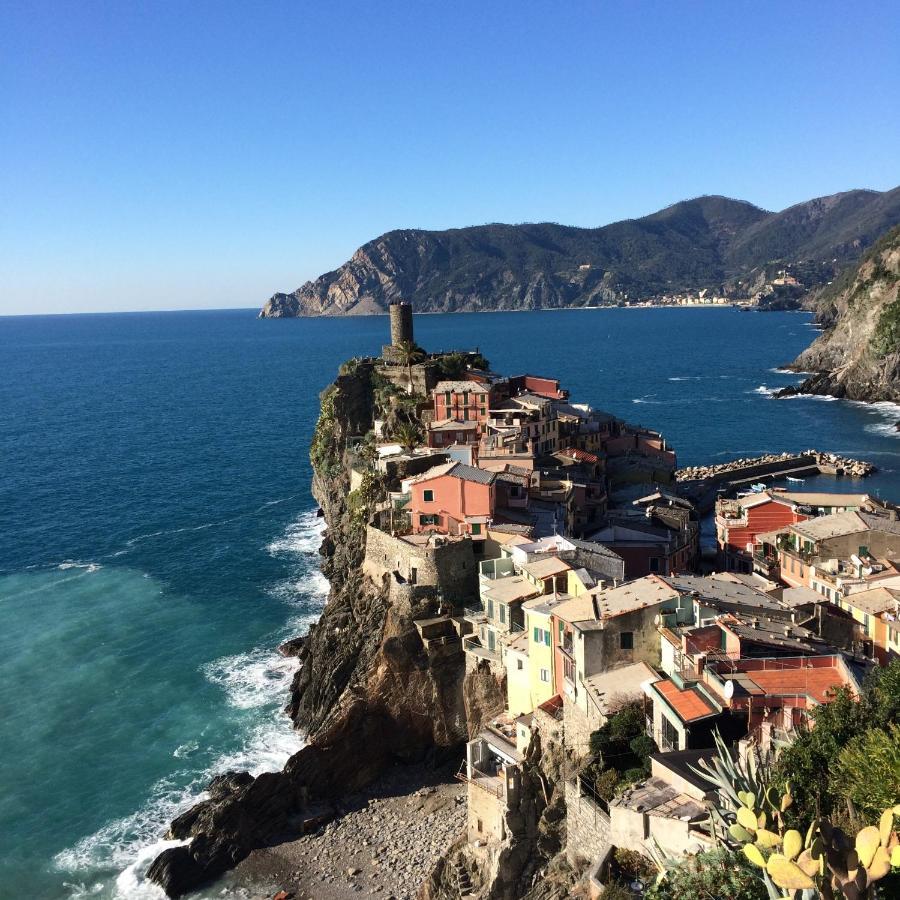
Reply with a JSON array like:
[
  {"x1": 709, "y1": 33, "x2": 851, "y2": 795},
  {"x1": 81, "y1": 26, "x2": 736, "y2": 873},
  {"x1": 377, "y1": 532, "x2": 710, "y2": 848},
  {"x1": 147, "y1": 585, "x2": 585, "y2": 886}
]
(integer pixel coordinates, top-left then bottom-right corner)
[
  {"x1": 777, "y1": 224, "x2": 900, "y2": 403},
  {"x1": 147, "y1": 362, "x2": 505, "y2": 897}
]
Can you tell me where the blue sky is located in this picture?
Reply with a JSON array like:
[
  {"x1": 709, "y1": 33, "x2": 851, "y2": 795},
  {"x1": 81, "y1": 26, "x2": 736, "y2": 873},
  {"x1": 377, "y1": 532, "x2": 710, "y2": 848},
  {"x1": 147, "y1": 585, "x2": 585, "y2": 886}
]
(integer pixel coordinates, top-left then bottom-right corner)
[{"x1": 1, "y1": 1, "x2": 898, "y2": 315}]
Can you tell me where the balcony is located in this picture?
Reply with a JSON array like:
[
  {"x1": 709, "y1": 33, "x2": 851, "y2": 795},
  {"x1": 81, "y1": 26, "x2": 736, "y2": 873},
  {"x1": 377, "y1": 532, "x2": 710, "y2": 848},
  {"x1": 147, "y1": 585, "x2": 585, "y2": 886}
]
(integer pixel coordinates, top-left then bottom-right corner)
[{"x1": 463, "y1": 634, "x2": 500, "y2": 662}]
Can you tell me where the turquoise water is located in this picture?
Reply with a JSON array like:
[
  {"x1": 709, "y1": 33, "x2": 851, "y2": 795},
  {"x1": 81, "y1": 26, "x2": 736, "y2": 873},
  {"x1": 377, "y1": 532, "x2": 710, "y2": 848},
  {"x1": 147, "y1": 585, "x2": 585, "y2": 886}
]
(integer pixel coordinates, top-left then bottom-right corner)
[{"x1": 1, "y1": 307, "x2": 898, "y2": 898}]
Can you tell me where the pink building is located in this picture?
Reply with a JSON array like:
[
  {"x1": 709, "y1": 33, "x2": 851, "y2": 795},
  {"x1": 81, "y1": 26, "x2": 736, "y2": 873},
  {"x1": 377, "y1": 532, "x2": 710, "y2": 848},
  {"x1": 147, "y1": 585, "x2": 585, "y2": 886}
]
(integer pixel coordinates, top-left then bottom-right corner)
[
  {"x1": 432, "y1": 381, "x2": 495, "y2": 426},
  {"x1": 407, "y1": 462, "x2": 496, "y2": 538}
]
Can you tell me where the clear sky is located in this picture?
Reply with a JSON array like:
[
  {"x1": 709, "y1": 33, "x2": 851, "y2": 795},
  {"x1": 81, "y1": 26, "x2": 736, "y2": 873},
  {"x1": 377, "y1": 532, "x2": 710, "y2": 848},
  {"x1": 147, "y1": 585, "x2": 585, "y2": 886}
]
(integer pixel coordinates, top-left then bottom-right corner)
[{"x1": 2, "y1": 1, "x2": 898, "y2": 315}]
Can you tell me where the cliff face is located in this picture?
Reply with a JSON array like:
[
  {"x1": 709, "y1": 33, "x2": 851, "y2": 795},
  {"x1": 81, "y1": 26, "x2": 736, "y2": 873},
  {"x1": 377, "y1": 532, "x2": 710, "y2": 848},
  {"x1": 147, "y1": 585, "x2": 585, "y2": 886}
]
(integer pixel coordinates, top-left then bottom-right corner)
[
  {"x1": 259, "y1": 188, "x2": 900, "y2": 317},
  {"x1": 783, "y1": 225, "x2": 900, "y2": 403},
  {"x1": 147, "y1": 364, "x2": 498, "y2": 897}
]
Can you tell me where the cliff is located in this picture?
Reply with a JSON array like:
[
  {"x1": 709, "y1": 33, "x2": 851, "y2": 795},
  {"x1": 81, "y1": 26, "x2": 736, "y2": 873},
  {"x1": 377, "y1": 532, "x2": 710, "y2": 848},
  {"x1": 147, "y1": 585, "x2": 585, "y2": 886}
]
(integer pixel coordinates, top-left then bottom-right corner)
[
  {"x1": 147, "y1": 363, "x2": 503, "y2": 897},
  {"x1": 259, "y1": 187, "x2": 900, "y2": 317},
  {"x1": 780, "y1": 225, "x2": 900, "y2": 403}
]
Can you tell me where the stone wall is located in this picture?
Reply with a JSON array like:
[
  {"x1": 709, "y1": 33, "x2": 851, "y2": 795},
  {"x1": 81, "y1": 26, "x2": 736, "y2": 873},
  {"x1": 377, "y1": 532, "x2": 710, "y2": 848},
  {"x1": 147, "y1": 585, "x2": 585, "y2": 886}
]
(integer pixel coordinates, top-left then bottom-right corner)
[
  {"x1": 363, "y1": 525, "x2": 478, "y2": 605},
  {"x1": 563, "y1": 696, "x2": 600, "y2": 760},
  {"x1": 565, "y1": 779, "x2": 610, "y2": 867}
]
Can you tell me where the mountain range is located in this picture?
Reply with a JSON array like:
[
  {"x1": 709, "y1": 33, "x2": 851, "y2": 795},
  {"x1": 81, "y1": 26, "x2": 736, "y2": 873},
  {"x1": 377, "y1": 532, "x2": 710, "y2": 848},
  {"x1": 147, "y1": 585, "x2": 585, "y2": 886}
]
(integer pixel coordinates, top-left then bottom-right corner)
[{"x1": 259, "y1": 187, "x2": 900, "y2": 317}]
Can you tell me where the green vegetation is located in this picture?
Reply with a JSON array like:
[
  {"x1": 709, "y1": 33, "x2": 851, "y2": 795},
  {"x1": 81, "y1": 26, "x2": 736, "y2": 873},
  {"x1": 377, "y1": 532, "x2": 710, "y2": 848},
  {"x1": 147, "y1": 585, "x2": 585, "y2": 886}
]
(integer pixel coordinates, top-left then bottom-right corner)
[
  {"x1": 435, "y1": 351, "x2": 491, "y2": 379},
  {"x1": 773, "y1": 660, "x2": 900, "y2": 826},
  {"x1": 683, "y1": 728, "x2": 900, "y2": 899},
  {"x1": 390, "y1": 420, "x2": 422, "y2": 453},
  {"x1": 831, "y1": 722, "x2": 900, "y2": 818},
  {"x1": 309, "y1": 385, "x2": 341, "y2": 478},
  {"x1": 347, "y1": 469, "x2": 384, "y2": 531},
  {"x1": 644, "y1": 847, "x2": 768, "y2": 900},
  {"x1": 392, "y1": 340, "x2": 424, "y2": 394},
  {"x1": 872, "y1": 297, "x2": 900, "y2": 357},
  {"x1": 582, "y1": 702, "x2": 655, "y2": 800}
]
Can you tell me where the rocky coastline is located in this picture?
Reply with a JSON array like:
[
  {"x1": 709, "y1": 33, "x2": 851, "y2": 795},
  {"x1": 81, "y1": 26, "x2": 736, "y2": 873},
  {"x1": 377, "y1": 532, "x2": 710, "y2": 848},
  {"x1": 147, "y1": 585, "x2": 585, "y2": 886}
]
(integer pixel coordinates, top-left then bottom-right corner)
[
  {"x1": 775, "y1": 224, "x2": 900, "y2": 404},
  {"x1": 147, "y1": 363, "x2": 522, "y2": 898}
]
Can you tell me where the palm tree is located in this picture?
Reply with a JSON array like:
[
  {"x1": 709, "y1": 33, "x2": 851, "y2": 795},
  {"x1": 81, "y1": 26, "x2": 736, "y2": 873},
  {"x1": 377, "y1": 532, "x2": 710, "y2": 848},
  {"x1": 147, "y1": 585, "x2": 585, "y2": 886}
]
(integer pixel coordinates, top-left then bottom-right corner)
[
  {"x1": 394, "y1": 340, "x2": 424, "y2": 395},
  {"x1": 392, "y1": 420, "x2": 421, "y2": 453}
]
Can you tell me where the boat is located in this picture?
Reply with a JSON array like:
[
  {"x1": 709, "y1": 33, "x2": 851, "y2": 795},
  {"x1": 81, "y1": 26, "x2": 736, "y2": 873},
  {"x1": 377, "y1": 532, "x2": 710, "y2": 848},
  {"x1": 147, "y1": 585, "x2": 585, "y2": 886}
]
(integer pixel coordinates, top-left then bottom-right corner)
[
  {"x1": 786, "y1": 476, "x2": 805, "y2": 484},
  {"x1": 750, "y1": 483, "x2": 767, "y2": 493}
]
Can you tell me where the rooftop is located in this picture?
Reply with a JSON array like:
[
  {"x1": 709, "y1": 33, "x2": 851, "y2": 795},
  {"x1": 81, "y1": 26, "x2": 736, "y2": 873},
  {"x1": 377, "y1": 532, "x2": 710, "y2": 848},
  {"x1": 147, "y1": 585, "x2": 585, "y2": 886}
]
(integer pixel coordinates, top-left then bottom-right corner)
[
  {"x1": 777, "y1": 491, "x2": 873, "y2": 508},
  {"x1": 583, "y1": 662, "x2": 658, "y2": 715},
  {"x1": 588, "y1": 575, "x2": 679, "y2": 619},
  {"x1": 434, "y1": 380, "x2": 490, "y2": 393},
  {"x1": 408, "y1": 461, "x2": 497, "y2": 486},
  {"x1": 791, "y1": 511, "x2": 867, "y2": 542},
  {"x1": 611, "y1": 775, "x2": 708, "y2": 821},
  {"x1": 712, "y1": 658, "x2": 849, "y2": 704},
  {"x1": 663, "y1": 573, "x2": 786, "y2": 615},
  {"x1": 521, "y1": 556, "x2": 573, "y2": 580},
  {"x1": 651, "y1": 678, "x2": 719, "y2": 723},
  {"x1": 481, "y1": 574, "x2": 542, "y2": 605},
  {"x1": 842, "y1": 586, "x2": 900, "y2": 615},
  {"x1": 428, "y1": 418, "x2": 479, "y2": 432}
]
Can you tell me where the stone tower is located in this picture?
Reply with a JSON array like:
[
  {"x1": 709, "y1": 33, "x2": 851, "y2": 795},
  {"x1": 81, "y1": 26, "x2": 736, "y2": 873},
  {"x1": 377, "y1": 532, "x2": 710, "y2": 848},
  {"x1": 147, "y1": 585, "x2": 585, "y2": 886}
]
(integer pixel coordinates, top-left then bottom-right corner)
[{"x1": 389, "y1": 300, "x2": 414, "y2": 347}]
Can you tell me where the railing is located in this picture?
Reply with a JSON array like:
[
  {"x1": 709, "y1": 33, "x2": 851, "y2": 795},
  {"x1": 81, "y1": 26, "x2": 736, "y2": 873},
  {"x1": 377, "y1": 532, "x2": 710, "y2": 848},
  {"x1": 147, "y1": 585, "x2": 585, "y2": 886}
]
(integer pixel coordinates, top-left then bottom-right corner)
[
  {"x1": 463, "y1": 635, "x2": 500, "y2": 661},
  {"x1": 456, "y1": 760, "x2": 504, "y2": 799}
]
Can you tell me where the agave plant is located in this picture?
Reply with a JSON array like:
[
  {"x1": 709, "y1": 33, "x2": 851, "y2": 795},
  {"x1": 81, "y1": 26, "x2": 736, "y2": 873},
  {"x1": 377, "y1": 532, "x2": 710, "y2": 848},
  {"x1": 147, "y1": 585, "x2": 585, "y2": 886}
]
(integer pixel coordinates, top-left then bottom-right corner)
[{"x1": 690, "y1": 730, "x2": 900, "y2": 898}]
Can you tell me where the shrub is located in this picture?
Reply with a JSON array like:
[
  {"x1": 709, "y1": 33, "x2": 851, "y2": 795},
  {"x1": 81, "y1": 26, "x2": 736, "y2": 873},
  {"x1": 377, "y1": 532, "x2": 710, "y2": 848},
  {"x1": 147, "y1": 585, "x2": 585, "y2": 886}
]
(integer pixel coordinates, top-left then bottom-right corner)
[{"x1": 645, "y1": 848, "x2": 768, "y2": 900}]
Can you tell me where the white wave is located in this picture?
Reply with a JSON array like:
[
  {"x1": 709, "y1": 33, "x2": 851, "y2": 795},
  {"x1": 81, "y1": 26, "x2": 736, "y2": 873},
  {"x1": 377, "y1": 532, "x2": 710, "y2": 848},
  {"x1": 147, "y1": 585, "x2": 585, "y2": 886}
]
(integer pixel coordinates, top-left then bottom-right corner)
[
  {"x1": 750, "y1": 385, "x2": 777, "y2": 397},
  {"x1": 202, "y1": 648, "x2": 297, "y2": 710},
  {"x1": 56, "y1": 706, "x2": 302, "y2": 896},
  {"x1": 211, "y1": 715, "x2": 302, "y2": 777},
  {"x1": 173, "y1": 741, "x2": 199, "y2": 759},
  {"x1": 265, "y1": 509, "x2": 325, "y2": 557},
  {"x1": 54, "y1": 774, "x2": 209, "y2": 878},
  {"x1": 58, "y1": 561, "x2": 103, "y2": 573},
  {"x1": 114, "y1": 839, "x2": 186, "y2": 899},
  {"x1": 667, "y1": 376, "x2": 703, "y2": 381},
  {"x1": 865, "y1": 422, "x2": 900, "y2": 438},
  {"x1": 778, "y1": 393, "x2": 839, "y2": 401},
  {"x1": 769, "y1": 367, "x2": 811, "y2": 375}
]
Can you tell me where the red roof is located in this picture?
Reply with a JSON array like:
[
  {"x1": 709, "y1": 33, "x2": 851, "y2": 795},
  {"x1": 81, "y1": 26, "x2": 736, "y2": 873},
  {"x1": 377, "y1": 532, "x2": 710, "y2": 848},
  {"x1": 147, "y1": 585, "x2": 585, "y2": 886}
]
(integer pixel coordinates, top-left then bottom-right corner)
[
  {"x1": 737, "y1": 666, "x2": 846, "y2": 704},
  {"x1": 653, "y1": 679, "x2": 717, "y2": 722},
  {"x1": 561, "y1": 448, "x2": 600, "y2": 464}
]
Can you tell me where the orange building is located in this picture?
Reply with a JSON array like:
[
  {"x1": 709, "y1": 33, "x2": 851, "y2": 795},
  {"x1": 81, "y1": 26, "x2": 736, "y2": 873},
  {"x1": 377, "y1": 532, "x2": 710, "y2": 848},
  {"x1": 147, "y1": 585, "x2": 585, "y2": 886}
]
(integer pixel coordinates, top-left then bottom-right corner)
[{"x1": 407, "y1": 462, "x2": 496, "y2": 538}]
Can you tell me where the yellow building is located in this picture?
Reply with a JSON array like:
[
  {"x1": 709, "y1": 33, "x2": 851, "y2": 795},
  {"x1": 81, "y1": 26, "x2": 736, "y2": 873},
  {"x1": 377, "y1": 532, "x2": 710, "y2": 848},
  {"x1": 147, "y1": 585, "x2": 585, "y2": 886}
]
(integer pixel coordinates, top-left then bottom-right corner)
[
  {"x1": 504, "y1": 632, "x2": 531, "y2": 717},
  {"x1": 521, "y1": 595, "x2": 561, "y2": 712},
  {"x1": 566, "y1": 566, "x2": 595, "y2": 596},
  {"x1": 839, "y1": 586, "x2": 900, "y2": 661}
]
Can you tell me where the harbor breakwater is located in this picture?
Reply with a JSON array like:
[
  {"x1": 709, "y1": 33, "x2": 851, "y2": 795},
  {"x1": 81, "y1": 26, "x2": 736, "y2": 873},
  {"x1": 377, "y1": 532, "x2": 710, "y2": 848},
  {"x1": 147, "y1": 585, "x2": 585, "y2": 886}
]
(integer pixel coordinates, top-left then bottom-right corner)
[{"x1": 676, "y1": 451, "x2": 876, "y2": 511}]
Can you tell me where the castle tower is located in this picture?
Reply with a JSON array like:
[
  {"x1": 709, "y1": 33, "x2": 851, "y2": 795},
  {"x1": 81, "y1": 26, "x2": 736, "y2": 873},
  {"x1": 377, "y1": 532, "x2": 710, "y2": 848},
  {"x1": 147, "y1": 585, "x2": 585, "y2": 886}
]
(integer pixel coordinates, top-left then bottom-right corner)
[{"x1": 389, "y1": 300, "x2": 414, "y2": 347}]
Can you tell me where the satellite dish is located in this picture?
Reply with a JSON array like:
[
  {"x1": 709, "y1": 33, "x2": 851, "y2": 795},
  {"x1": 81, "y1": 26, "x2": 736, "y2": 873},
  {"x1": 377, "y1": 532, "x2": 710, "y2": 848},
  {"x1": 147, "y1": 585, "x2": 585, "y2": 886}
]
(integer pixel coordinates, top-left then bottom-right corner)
[{"x1": 723, "y1": 680, "x2": 735, "y2": 699}]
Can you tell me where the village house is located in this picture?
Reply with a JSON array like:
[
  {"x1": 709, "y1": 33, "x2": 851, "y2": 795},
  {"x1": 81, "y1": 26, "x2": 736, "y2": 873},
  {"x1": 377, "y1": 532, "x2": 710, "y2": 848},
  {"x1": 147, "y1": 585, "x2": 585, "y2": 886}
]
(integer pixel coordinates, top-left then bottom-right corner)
[
  {"x1": 462, "y1": 717, "x2": 522, "y2": 846},
  {"x1": 432, "y1": 379, "x2": 499, "y2": 428},
  {"x1": 588, "y1": 506, "x2": 697, "y2": 578},
  {"x1": 834, "y1": 586, "x2": 900, "y2": 662},
  {"x1": 760, "y1": 507, "x2": 900, "y2": 591},
  {"x1": 405, "y1": 461, "x2": 497, "y2": 541},
  {"x1": 644, "y1": 652, "x2": 859, "y2": 754},
  {"x1": 716, "y1": 489, "x2": 878, "y2": 575}
]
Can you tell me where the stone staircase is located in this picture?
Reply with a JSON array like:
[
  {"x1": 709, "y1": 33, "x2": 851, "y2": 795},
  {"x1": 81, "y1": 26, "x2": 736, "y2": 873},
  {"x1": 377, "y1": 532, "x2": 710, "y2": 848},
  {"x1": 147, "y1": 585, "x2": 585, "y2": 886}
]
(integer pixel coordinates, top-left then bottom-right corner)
[{"x1": 452, "y1": 857, "x2": 475, "y2": 897}]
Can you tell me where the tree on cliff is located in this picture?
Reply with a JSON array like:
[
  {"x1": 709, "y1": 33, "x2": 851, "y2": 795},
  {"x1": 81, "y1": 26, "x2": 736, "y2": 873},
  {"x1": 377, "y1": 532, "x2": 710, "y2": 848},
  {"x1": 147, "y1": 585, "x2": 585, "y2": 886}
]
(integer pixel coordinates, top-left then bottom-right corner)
[{"x1": 393, "y1": 340, "x2": 424, "y2": 394}]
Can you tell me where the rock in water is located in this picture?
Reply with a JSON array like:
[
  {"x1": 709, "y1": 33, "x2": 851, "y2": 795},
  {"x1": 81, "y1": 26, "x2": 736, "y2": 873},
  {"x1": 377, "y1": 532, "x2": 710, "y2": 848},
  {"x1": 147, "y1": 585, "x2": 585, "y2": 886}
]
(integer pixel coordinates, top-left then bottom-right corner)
[{"x1": 277, "y1": 636, "x2": 305, "y2": 658}]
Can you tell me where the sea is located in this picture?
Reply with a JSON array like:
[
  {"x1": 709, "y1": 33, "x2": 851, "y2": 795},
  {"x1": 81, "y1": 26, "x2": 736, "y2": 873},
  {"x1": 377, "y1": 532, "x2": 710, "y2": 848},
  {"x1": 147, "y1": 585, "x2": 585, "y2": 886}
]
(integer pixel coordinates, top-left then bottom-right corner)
[{"x1": 1, "y1": 306, "x2": 898, "y2": 899}]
